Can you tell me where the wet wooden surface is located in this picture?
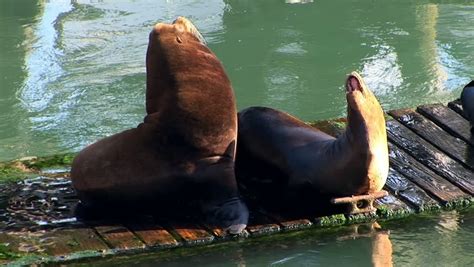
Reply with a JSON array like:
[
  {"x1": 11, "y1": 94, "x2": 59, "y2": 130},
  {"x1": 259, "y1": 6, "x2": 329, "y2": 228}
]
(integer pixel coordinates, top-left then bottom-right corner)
[
  {"x1": 374, "y1": 193, "x2": 414, "y2": 215},
  {"x1": 389, "y1": 108, "x2": 474, "y2": 170},
  {"x1": 246, "y1": 211, "x2": 281, "y2": 237},
  {"x1": 258, "y1": 209, "x2": 313, "y2": 231},
  {"x1": 94, "y1": 225, "x2": 145, "y2": 251},
  {"x1": 417, "y1": 104, "x2": 474, "y2": 146},
  {"x1": 170, "y1": 223, "x2": 215, "y2": 246},
  {"x1": 126, "y1": 223, "x2": 180, "y2": 248},
  {"x1": 384, "y1": 168, "x2": 440, "y2": 212},
  {"x1": 41, "y1": 227, "x2": 109, "y2": 256},
  {"x1": 447, "y1": 100, "x2": 466, "y2": 118},
  {"x1": 1, "y1": 101, "x2": 473, "y2": 265},
  {"x1": 386, "y1": 120, "x2": 474, "y2": 195},
  {"x1": 388, "y1": 143, "x2": 469, "y2": 205}
]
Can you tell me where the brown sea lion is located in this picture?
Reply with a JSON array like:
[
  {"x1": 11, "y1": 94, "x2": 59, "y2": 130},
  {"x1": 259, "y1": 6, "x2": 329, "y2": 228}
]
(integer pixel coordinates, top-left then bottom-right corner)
[
  {"x1": 71, "y1": 17, "x2": 248, "y2": 233},
  {"x1": 461, "y1": 80, "x2": 474, "y2": 132},
  {"x1": 236, "y1": 72, "x2": 388, "y2": 206}
]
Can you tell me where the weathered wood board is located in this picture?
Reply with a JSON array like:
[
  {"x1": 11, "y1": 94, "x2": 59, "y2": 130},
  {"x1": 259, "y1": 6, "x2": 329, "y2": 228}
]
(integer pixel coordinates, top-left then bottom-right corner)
[
  {"x1": 126, "y1": 223, "x2": 180, "y2": 248},
  {"x1": 417, "y1": 104, "x2": 474, "y2": 146},
  {"x1": 383, "y1": 167, "x2": 440, "y2": 212},
  {"x1": 389, "y1": 108, "x2": 474, "y2": 170},
  {"x1": 448, "y1": 100, "x2": 466, "y2": 118},
  {"x1": 94, "y1": 225, "x2": 145, "y2": 251},
  {"x1": 386, "y1": 120, "x2": 474, "y2": 195},
  {"x1": 170, "y1": 223, "x2": 215, "y2": 246}
]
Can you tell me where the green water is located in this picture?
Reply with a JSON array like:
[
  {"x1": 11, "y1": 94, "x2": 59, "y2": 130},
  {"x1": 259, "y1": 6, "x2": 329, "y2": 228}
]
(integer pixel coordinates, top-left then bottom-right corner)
[
  {"x1": 75, "y1": 209, "x2": 474, "y2": 266},
  {"x1": 0, "y1": 0, "x2": 473, "y2": 265},
  {"x1": 1, "y1": 0, "x2": 473, "y2": 161}
]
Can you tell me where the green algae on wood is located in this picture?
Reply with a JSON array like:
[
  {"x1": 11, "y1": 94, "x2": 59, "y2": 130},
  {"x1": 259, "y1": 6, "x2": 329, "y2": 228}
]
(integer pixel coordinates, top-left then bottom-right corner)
[
  {"x1": 0, "y1": 243, "x2": 22, "y2": 261},
  {"x1": 375, "y1": 194, "x2": 414, "y2": 219},
  {"x1": 19, "y1": 153, "x2": 75, "y2": 171},
  {"x1": 444, "y1": 197, "x2": 473, "y2": 210},
  {"x1": 0, "y1": 153, "x2": 75, "y2": 182},
  {"x1": 314, "y1": 214, "x2": 346, "y2": 227},
  {"x1": 0, "y1": 164, "x2": 34, "y2": 182},
  {"x1": 346, "y1": 212, "x2": 378, "y2": 224}
]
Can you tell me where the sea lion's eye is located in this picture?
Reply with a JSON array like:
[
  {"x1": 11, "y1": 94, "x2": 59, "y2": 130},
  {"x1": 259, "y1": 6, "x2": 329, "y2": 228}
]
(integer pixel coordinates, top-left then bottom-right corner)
[{"x1": 176, "y1": 36, "x2": 182, "y2": 43}]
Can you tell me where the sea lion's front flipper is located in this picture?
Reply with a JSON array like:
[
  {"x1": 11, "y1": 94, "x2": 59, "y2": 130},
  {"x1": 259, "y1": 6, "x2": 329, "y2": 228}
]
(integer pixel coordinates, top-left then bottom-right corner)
[{"x1": 203, "y1": 196, "x2": 249, "y2": 235}]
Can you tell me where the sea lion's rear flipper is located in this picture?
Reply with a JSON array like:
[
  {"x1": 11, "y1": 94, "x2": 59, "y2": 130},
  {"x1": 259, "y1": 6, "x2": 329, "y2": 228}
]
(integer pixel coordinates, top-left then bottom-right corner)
[{"x1": 203, "y1": 196, "x2": 249, "y2": 235}]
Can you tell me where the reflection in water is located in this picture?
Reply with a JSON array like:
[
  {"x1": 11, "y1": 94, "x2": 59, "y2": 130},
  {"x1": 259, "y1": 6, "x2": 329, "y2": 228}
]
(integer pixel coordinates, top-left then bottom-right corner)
[
  {"x1": 361, "y1": 44, "x2": 403, "y2": 96},
  {"x1": 390, "y1": 210, "x2": 474, "y2": 267},
  {"x1": 416, "y1": 4, "x2": 445, "y2": 94},
  {"x1": 20, "y1": 0, "x2": 73, "y2": 112},
  {"x1": 371, "y1": 223, "x2": 393, "y2": 267},
  {"x1": 83, "y1": 221, "x2": 397, "y2": 266},
  {"x1": 0, "y1": 0, "x2": 44, "y2": 160},
  {"x1": 13, "y1": 0, "x2": 228, "y2": 156},
  {"x1": 285, "y1": 0, "x2": 314, "y2": 4},
  {"x1": 76, "y1": 211, "x2": 474, "y2": 266}
]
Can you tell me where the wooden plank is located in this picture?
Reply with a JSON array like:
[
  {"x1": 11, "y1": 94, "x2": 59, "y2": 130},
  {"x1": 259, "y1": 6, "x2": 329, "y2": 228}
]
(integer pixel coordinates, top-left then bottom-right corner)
[
  {"x1": 278, "y1": 219, "x2": 313, "y2": 231},
  {"x1": 94, "y1": 225, "x2": 145, "y2": 250},
  {"x1": 384, "y1": 167, "x2": 440, "y2": 211},
  {"x1": 417, "y1": 103, "x2": 474, "y2": 146},
  {"x1": 170, "y1": 223, "x2": 214, "y2": 246},
  {"x1": 257, "y1": 209, "x2": 313, "y2": 231},
  {"x1": 374, "y1": 194, "x2": 414, "y2": 218},
  {"x1": 388, "y1": 143, "x2": 469, "y2": 205},
  {"x1": 386, "y1": 120, "x2": 474, "y2": 195},
  {"x1": 42, "y1": 227, "x2": 109, "y2": 256},
  {"x1": 246, "y1": 211, "x2": 281, "y2": 236},
  {"x1": 375, "y1": 193, "x2": 414, "y2": 213},
  {"x1": 127, "y1": 223, "x2": 180, "y2": 248},
  {"x1": 448, "y1": 99, "x2": 467, "y2": 119},
  {"x1": 0, "y1": 227, "x2": 108, "y2": 258},
  {"x1": 0, "y1": 231, "x2": 44, "y2": 256},
  {"x1": 389, "y1": 109, "x2": 474, "y2": 170}
]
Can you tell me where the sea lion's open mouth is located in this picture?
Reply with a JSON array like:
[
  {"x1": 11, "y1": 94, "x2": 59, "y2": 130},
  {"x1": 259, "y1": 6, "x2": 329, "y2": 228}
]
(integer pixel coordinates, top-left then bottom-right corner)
[
  {"x1": 346, "y1": 72, "x2": 364, "y2": 93},
  {"x1": 172, "y1": 16, "x2": 207, "y2": 45}
]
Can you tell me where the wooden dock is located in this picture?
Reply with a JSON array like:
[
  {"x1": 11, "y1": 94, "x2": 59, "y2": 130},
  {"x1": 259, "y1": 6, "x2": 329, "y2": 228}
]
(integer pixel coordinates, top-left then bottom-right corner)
[{"x1": 0, "y1": 100, "x2": 473, "y2": 265}]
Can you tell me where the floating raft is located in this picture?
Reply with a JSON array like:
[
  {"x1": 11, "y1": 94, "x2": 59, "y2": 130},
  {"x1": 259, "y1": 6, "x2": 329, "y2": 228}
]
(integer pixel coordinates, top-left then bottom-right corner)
[{"x1": 0, "y1": 100, "x2": 473, "y2": 265}]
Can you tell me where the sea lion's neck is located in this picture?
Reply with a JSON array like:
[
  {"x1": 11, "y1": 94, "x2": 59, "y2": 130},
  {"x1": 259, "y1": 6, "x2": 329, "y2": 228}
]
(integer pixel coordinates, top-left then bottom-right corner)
[
  {"x1": 317, "y1": 107, "x2": 385, "y2": 195},
  {"x1": 346, "y1": 108, "x2": 371, "y2": 147},
  {"x1": 337, "y1": 105, "x2": 388, "y2": 193}
]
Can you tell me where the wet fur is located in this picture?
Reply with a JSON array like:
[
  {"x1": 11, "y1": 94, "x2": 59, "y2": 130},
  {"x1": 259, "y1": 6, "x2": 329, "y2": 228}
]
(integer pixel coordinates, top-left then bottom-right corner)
[
  {"x1": 71, "y1": 17, "x2": 248, "y2": 229},
  {"x1": 236, "y1": 72, "x2": 389, "y2": 205}
]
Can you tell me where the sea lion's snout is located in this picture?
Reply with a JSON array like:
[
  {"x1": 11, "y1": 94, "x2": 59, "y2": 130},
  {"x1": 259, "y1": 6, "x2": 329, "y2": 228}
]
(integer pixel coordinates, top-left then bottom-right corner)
[
  {"x1": 172, "y1": 16, "x2": 207, "y2": 44},
  {"x1": 346, "y1": 72, "x2": 365, "y2": 93},
  {"x1": 151, "y1": 17, "x2": 206, "y2": 45}
]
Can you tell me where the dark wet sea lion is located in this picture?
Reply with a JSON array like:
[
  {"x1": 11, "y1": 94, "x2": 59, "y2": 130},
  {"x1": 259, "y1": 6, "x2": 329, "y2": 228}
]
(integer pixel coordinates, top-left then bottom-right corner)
[
  {"x1": 71, "y1": 17, "x2": 248, "y2": 233},
  {"x1": 461, "y1": 80, "x2": 474, "y2": 132},
  {"x1": 237, "y1": 72, "x2": 389, "y2": 205}
]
